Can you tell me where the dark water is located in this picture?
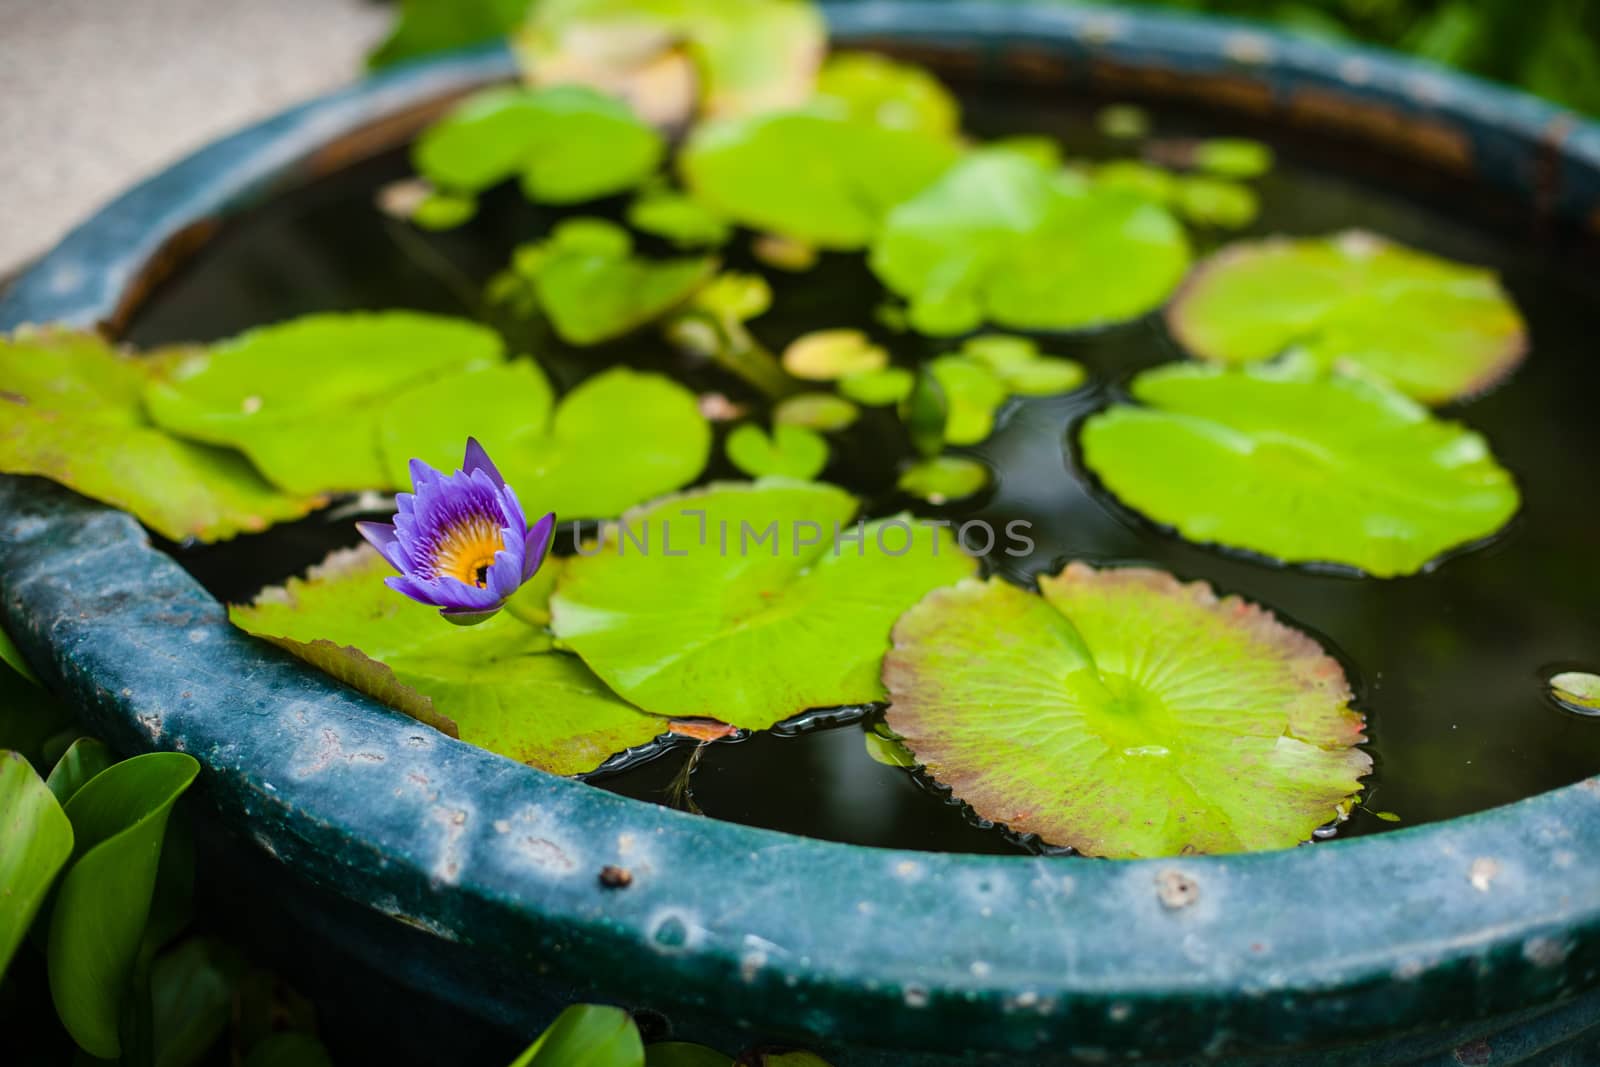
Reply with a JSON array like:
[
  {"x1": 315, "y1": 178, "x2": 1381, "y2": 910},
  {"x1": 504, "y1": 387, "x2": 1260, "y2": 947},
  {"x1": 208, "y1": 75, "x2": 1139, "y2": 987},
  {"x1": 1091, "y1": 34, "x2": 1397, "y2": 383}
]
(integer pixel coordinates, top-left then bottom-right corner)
[{"x1": 123, "y1": 77, "x2": 1600, "y2": 854}]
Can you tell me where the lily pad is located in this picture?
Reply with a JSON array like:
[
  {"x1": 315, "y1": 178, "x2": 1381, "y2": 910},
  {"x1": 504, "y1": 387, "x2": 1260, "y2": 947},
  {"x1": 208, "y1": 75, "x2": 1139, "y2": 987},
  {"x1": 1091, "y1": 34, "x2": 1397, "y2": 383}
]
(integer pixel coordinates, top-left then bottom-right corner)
[
  {"x1": 781, "y1": 329, "x2": 888, "y2": 381},
  {"x1": 663, "y1": 273, "x2": 794, "y2": 399},
  {"x1": 1079, "y1": 360, "x2": 1521, "y2": 577},
  {"x1": 1167, "y1": 232, "x2": 1527, "y2": 404},
  {"x1": 1096, "y1": 103, "x2": 1150, "y2": 140},
  {"x1": 0, "y1": 329, "x2": 319, "y2": 541},
  {"x1": 838, "y1": 367, "x2": 914, "y2": 407},
  {"x1": 1175, "y1": 176, "x2": 1259, "y2": 229},
  {"x1": 1549, "y1": 671, "x2": 1600, "y2": 716},
  {"x1": 681, "y1": 110, "x2": 961, "y2": 249},
  {"x1": 813, "y1": 52, "x2": 960, "y2": 137},
  {"x1": 143, "y1": 312, "x2": 501, "y2": 495},
  {"x1": 750, "y1": 233, "x2": 819, "y2": 273},
  {"x1": 870, "y1": 150, "x2": 1191, "y2": 335},
  {"x1": 627, "y1": 183, "x2": 732, "y2": 248},
  {"x1": 412, "y1": 85, "x2": 663, "y2": 203},
  {"x1": 379, "y1": 361, "x2": 711, "y2": 521},
  {"x1": 897, "y1": 456, "x2": 991, "y2": 504},
  {"x1": 773, "y1": 392, "x2": 860, "y2": 431},
  {"x1": 502, "y1": 218, "x2": 718, "y2": 345},
  {"x1": 1192, "y1": 138, "x2": 1274, "y2": 178},
  {"x1": 884, "y1": 566, "x2": 1371, "y2": 858},
  {"x1": 232, "y1": 547, "x2": 672, "y2": 776},
  {"x1": 725, "y1": 423, "x2": 828, "y2": 479},
  {"x1": 551, "y1": 480, "x2": 977, "y2": 728},
  {"x1": 928, "y1": 356, "x2": 1009, "y2": 446}
]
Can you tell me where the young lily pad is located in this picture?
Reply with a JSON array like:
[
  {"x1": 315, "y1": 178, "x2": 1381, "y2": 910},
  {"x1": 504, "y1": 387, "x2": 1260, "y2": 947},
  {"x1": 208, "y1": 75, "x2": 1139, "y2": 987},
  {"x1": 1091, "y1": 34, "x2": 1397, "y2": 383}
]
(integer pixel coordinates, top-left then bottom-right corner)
[
  {"x1": 1094, "y1": 160, "x2": 1179, "y2": 203},
  {"x1": 0, "y1": 329, "x2": 319, "y2": 541},
  {"x1": 1096, "y1": 103, "x2": 1151, "y2": 140},
  {"x1": 1175, "y1": 176, "x2": 1259, "y2": 229},
  {"x1": 143, "y1": 312, "x2": 500, "y2": 495},
  {"x1": 551, "y1": 480, "x2": 977, "y2": 728},
  {"x1": 502, "y1": 218, "x2": 718, "y2": 345},
  {"x1": 1193, "y1": 138, "x2": 1275, "y2": 178},
  {"x1": 896, "y1": 456, "x2": 991, "y2": 505},
  {"x1": 813, "y1": 52, "x2": 960, "y2": 137},
  {"x1": 781, "y1": 329, "x2": 889, "y2": 381},
  {"x1": 1167, "y1": 232, "x2": 1528, "y2": 404},
  {"x1": 680, "y1": 110, "x2": 961, "y2": 249},
  {"x1": 928, "y1": 356, "x2": 1009, "y2": 446},
  {"x1": 838, "y1": 367, "x2": 914, "y2": 407},
  {"x1": 1079, "y1": 360, "x2": 1521, "y2": 577},
  {"x1": 773, "y1": 392, "x2": 860, "y2": 431},
  {"x1": 232, "y1": 547, "x2": 672, "y2": 776},
  {"x1": 751, "y1": 233, "x2": 820, "y2": 273},
  {"x1": 1549, "y1": 671, "x2": 1600, "y2": 716},
  {"x1": 884, "y1": 566, "x2": 1371, "y2": 858},
  {"x1": 412, "y1": 85, "x2": 663, "y2": 204},
  {"x1": 627, "y1": 183, "x2": 732, "y2": 249},
  {"x1": 959, "y1": 334, "x2": 1088, "y2": 396},
  {"x1": 378, "y1": 361, "x2": 711, "y2": 520},
  {"x1": 725, "y1": 423, "x2": 829, "y2": 479},
  {"x1": 870, "y1": 150, "x2": 1191, "y2": 335}
]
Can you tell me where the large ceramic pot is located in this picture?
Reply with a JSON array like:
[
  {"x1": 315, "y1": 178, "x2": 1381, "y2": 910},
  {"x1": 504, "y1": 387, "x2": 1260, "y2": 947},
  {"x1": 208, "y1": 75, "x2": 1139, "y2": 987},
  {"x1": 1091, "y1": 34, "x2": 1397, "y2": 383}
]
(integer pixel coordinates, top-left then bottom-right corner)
[{"x1": 3, "y1": 3, "x2": 1598, "y2": 1063}]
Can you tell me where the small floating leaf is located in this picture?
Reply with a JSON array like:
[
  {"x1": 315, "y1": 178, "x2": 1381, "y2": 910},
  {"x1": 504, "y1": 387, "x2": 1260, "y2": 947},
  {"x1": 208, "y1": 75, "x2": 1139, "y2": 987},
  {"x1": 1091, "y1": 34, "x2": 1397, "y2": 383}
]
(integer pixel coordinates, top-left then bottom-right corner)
[
  {"x1": 627, "y1": 183, "x2": 732, "y2": 249},
  {"x1": 813, "y1": 52, "x2": 960, "y2": 137},
  {"x1": 884, "y1": 566, "x2": 1371, "y2": 858},
  {"x1": 725, "y1": 423, "x2": 829, "y2": 479},
  {"x1": 1372, "y1": 810, "x2": 1403, "y2": 822},
  {"x1": 1079, "y1": 361, "x2": 1520, "y2": 577},
  {"x1": 143, "y1": 311, "x2": 500, "y2": 495},
  {"x1": 0, "y1": 329, "x2": 320, "y2": 541},
  {"x1": 838, "y1": 367, "x2": 914, "y2": 407},
  {"x1": 928, "y1": 356, "x2": 1008, "y2": 446},
  {"x1": 412, "y1": 85, "x2": 663, "y2": 203},
  {"x1": 1549, "y1": 671, "x2": 1600, "y2": 715},
  {"x1": 232, "y1": 547, "x2": 671, "y2": 776},
  {"x1": 773, "y1": 392, "x2": 860, "y2": 431},
  {"x1": 1175, "y1": 176, "x2": 1259, "y2": 229},
  {"x1": 1193, "y1": 138, "x2": 1275, "y2": 178},
  {"x1": 897, "y1": 456, "x2": 991, "y2": 504},
  {"x1": 1097, "y1": 103, "x2": 1151, "y2": 140},
  {"x1": 681, "y1": 110, "x2": 960, "y2": 249},
  {"x1": 379, "y1": 361, "x2": 711, "y2": 520},
  {"x1": 864, "y1": 729, "x2": 918, "y2": 768},
  {"x1": 551, "y1": 480, "x2": 977, "y2": 728},
  {"x1": 411, "y1": 189, "x2": 478, "y2": 230},
  {"x1": 781, "y1": 329, "x2": 889, "y2": 381},
  {"x1": 751, "y1": 233, "x2": 819, "y2": 272},
  {"x1": 1167, "y1": 232, "x2": 1527, "y2": 404},
  {"x1": 500, "y1": 218, "x2": 718, "y2": 345},
  {"x1": 1094, "y1": 160, "x2": 1179, "y2": 203},
  {"x1": 959, "y1": 334, "x2": 1088, "y2": 396},
  {"x1": 870, "y1": 151, "x2": 1190, "y2": 335},
  {"x1": 0, "y1": 751, "x2": 73, "y2": 976}
]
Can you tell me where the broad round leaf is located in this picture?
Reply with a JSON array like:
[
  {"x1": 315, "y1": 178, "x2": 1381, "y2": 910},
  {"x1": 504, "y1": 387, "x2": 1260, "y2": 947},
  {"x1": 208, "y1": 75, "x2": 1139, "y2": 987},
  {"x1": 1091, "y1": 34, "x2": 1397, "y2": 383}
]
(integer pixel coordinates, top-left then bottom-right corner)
[
  {"x1": 144, "y1": 312, "x2": 501, "y2": 494},
  {"x1": 1167, "y1": 232, "x2": 1527, "y2": 404},
  {"x1": 870, "y1": 151, "x2": 1191, "y2": 336},
  {"x1": 551, "y1": 480, "x2": 977, "y2": 728},
  {"x1": 725, "y1": 423, "x2": 829, "y2": 479},
  {"x1": 813, "y1": 52, "x2": 960, "y2": 136},
  {"x1": 0, "y1": 751, "x2": 73, "y2": 977},
  {"x1": 1079, "y1": 361, "x2": 1520, "y2": 577},
  {"x1": 885, "y1": 567, "x2": 1370, "y2": 858},
  {"x1": 232, "y1": 547, "x2": 672, "y2": 776},
  {"x1": 379, "y1": 361, "x2": 711, "y2": 521}
]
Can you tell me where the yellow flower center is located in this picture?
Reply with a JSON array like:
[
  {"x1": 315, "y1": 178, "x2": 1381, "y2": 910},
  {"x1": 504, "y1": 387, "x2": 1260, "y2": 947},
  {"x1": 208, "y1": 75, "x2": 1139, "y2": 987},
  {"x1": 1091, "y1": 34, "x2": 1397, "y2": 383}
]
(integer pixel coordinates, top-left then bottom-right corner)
[{"x1": 433, "y1": 516, "x2": 505, "y2": 588}]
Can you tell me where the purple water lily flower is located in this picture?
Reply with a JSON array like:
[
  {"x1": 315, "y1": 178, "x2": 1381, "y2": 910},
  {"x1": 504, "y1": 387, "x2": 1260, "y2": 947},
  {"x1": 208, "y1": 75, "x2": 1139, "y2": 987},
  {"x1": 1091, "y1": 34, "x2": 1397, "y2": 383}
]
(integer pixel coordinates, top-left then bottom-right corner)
[{"x1": 357, "y1": 438, "x2": 554, "y2": 626}]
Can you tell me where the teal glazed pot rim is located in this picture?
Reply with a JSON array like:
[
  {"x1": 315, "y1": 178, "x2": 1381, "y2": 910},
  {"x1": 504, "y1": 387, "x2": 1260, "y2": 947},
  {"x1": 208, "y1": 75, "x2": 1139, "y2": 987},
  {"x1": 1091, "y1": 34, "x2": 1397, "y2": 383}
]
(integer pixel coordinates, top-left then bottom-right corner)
[{"x1": 2, "y1": 4, "x2": 1598, "y2": 1061}]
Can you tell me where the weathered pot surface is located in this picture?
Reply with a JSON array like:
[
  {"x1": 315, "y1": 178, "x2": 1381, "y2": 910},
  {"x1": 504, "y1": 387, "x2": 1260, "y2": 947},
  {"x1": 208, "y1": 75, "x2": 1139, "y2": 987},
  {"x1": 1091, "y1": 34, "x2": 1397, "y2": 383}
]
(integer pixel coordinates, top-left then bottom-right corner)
[{"x1": 2, "y1": 3, "x2": 1598, "y2": 1064}]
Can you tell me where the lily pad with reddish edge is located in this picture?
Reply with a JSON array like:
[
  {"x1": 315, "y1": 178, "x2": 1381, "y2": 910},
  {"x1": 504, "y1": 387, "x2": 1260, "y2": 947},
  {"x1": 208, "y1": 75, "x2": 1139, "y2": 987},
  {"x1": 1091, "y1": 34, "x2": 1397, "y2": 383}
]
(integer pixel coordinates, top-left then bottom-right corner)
[
  {"x1": 1166, "y1": 231, "x2": 1527, "y2": 404},
  {"x1": 884, "y1": 565, "x2": 1371, "y2": 858},
  {"x1": 231, "y1": 547, "x2": 676, "y2": 776}
]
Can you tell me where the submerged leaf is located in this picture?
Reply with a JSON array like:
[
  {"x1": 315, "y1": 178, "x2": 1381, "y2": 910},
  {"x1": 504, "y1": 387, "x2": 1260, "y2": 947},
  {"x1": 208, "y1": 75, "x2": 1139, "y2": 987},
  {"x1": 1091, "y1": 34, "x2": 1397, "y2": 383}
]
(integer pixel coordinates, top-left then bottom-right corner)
[
  {"x1": 0, "y1": 329, "x2": 319, "y2": 541},
  {"x1": 781, "y1": 329, "x2": 888, "y2": 381},
  {"x1": 232, "y1": 548, "x2": 670, "y2": 775},
  {"x1": 813, "y1": 52, "x2": 960, "y2": 136},
  {"x1": 885, "y1": 566, "x2": 1370, "y2": 858},
  {"x1": 726, "y1": 424, "x2": 829, "y2": 479},
  {"x1": 551, "y1": 480, "x2": 977, "y2": 728},
  {"x1": 1167, "y1": 232, "x2": 1527, "y2": 403},
  {"x1": 1079, "y1": 361, "x2": 1520, "y2": 577},
  {"x1": 896, "y1": 456, "x2": 990, "y2": 505},
  {"x1": 870, "y1": 151, "x2": 1190, "y2": 335}
]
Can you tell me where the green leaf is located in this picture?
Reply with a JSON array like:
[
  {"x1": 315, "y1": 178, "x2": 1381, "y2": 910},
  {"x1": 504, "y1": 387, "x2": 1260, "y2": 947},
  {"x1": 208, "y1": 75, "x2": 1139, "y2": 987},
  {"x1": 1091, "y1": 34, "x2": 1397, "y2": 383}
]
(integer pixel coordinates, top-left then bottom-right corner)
[
  {"x1": 645, "y1": 1043, "x2": 734, "y2": 1067},
  {"x1": 1174, "y1": 176, "x2": 1259, "y2": 229},
  {"x1": 143, "y1": 312, "x2": 502, "y2": 494},
  {"x1": 773, "y1": 393, "x2": 860, "y2": 432},
  {"x1": 505, "y1": 219, "x2": 718, "y2": 345},
  {"x1": 884, "y1": 567, "x2": 1371, "y2": 858},
  {"x1": 1096, "y1": 103, "x2": 1150, "y2": 140},
  {"x1": 1094, "y1": 160, "x2": 1179, "y2": 204},
  {"x1": 928, "y1": 356, "x2": 1008, "y2": 446},
  {"x1": 781, "y1": 330, "x2": 888, "y2": 381},
  {"x1": 551, "y1": 480, "x2": 977, "y2": 728},
  {"x1": 863, "y1": 729, "x2": 918, "y2": 768},
  {"x1": 627, "y1": 184, "x2": 732, "y2": 249},
  {"x1": 681, "y1": 110, "x2": 960, "y2": 249},
  {"x1": 0, "y1": 666, "x2": 73, "y2": 771},
  {"x1": 1079, "y1": 361, "x2": 1520, "y2": 577},
  {"x1": 379, "y1": 361, "x2": 711, "y2": 521},
  {"x1": 412, "y1": 190, "x2": 478, "y2": 230},
  {"x1": 900, "y1": 368, "x2": 948, "y2": 459},
  {"x1": 368, "y1": 0, "x2": 532, "y2": 69},
  {"x1": 232, "y1": 548, "x2": 671, "y2": 776},
  {"x1": 870, "y1": 151, "x2": 1190, "y2": 335},
  {"x1": 510, "y1": 1004, "x2": 644, "y2": 1067},
  {"x1": 413, "y1": 86, "x2": 663, "y2": 203},
  {"x1": 1167, "y1": 232, "x2": 1527, "y2": 404},
  {"x1": 1372, "y1": 810, "x2": 1403, "y2": 823},
  {"x1": 1549, "y1": 671, "x2": 1600, "y2": 715},
  {"x1": 243, "y1": 1032, "x2": 335, "y2": 1067},
  {"x1": 151, "y1": 938, "x2": 246, "y2": 1067},
  {"x1": 896, "y1": 456, "x2": 990, "y2": 505},
  {"x1": 0, "y1": 624, "x2": 39, "y2": 685},
  {"x1": 0, "y1": 329, "x2": 319, "y2": 542},
  {"x1": 725, "y1": 424, "x2": 829, "y2": 479},
  {"x1": 45, "y1": 738, "x2": 114, "y2": 805},
  {"x1": 48, "y1": 752, "x2": 200, "y2": 1058},
  {"x1": 752, "y1": 1054, "x2": 834, "y2": 1067},
  {"x1": 813, "y1": 52, "x2": 960, "y2": 136},
  {"x1": 1193, "y1": 138, "x2": 1275, "y2": 178},
  {"x1": 0, "y1": 751, "x2": 73, "y2": 977},
  {"x1": 838, "y1": 367, "x2": 913, "y2": 407}
]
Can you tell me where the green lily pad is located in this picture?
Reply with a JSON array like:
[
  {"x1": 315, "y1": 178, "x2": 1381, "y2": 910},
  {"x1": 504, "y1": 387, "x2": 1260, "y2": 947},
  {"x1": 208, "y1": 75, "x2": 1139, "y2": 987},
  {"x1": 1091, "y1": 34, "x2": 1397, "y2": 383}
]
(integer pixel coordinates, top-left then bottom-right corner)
[
  {"x1": 781, "y1": 329, "x2": 889, "y2": 381},
  {"x1": 1079, "y1": 360, "x2": 1521, "y2": 577},
  {"x1": 379, "y1": 361, "x2": 710, "y2": 521},
  {"x1": 1, "y1": 751, "x2": 73, "y2": 976},
  {"x1": 813, "y1": 52, "x2": 960, "y2": 137},
  {"x1": 1167, "y1": 232, "x2": 1528, "y2": 404},
  {"x1": 1096, "y1": 103, "x2": 1151, "y2": 140},
  {"x1": 897, "y1": 456, "x2": 991, "y2": 504},
  {"x1": 884, "y1": 566, "x2": 1371, "y2": 858},
  {"x1": 773, "y1": 392, "x2": 860, "y2": 431},
  {"x1": 928, "y1": 356, "x2": 1009, "y2": 446},
  {"x1": 517, "y1": 0, "x2": 825, "y2": 119},
  {"x1": 503, "y1": 218, "x2": 718, "y2": 345},
  {"x1": 870, "y1": 150, "x2": 1191, "y2": 335},
  {"x1": 627, "y1": 183, "x2": 732, "y2": 248},
  {"x1": 0, "y1": 329, "x2": 320, "y2": 541},
  {"x1": 412, "y1": 85, "x2": 663, "y2": 203},
  {"x1": 1193, "y1": 138, "x2": 1275, "y2": 178},
  {"x1": 143, "y1": 312, "x2": 501, "y2": 495},
  {"x1": 1175, "y1": 176, "x2": 1259, "y2": 229},
  {"x1": 551, "y1": 480, "x2": 977, "y2": 728},
  {"x1": 681, "y1": 110, "x2": 961, "y2": 249},
  {"x1": 663, "y1": 273, "x2": 795, "y2": 400},
  {"x1": 751, "y1": 233, "x2": 820, "y2": 273},
  {"x1": 1549, "y1": 671, "x2": 1600, "y2": 715},
  {"x1": 232, "y1": 547, "x2": 673, "y2": 776},
  {"x1": 725, "y1": 423, "x2": 829, "y2": 479},
  {"x1": 1094, "y1": 160, "x2": 1179, "y2": 204},
  {"x1": 838, "y1": 367, "x2": 913, "y2": 407}
]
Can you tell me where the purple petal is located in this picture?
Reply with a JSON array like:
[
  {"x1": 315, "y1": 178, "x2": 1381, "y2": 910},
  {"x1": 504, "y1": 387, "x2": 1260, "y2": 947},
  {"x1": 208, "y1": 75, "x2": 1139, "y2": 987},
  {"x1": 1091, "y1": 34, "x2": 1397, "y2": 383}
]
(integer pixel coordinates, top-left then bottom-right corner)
[
  {"x1": 484, "y1": 546, "x2": 524, "y2": 601},
  {"x1": 522, "y1": 513, "x2": 556, "y2": 581},
  {"x1": 408, "y1": 457, "x2": 441, "y2": 493},
  {"x1": 440, "y1": 604, "x2": 502, "y2": 626},
  {"x1": 384, "y1": 574, "x2": 439, "y2": 607},
  {"x1": 356, "y1": 521, "x2": 410, "y2": 572},
  {"x1": 462, "y1": 437, "x2": 506, "y2": 487},
  {"x1": 496, "y1": 481, "x2": 528, "y2": 536}
]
